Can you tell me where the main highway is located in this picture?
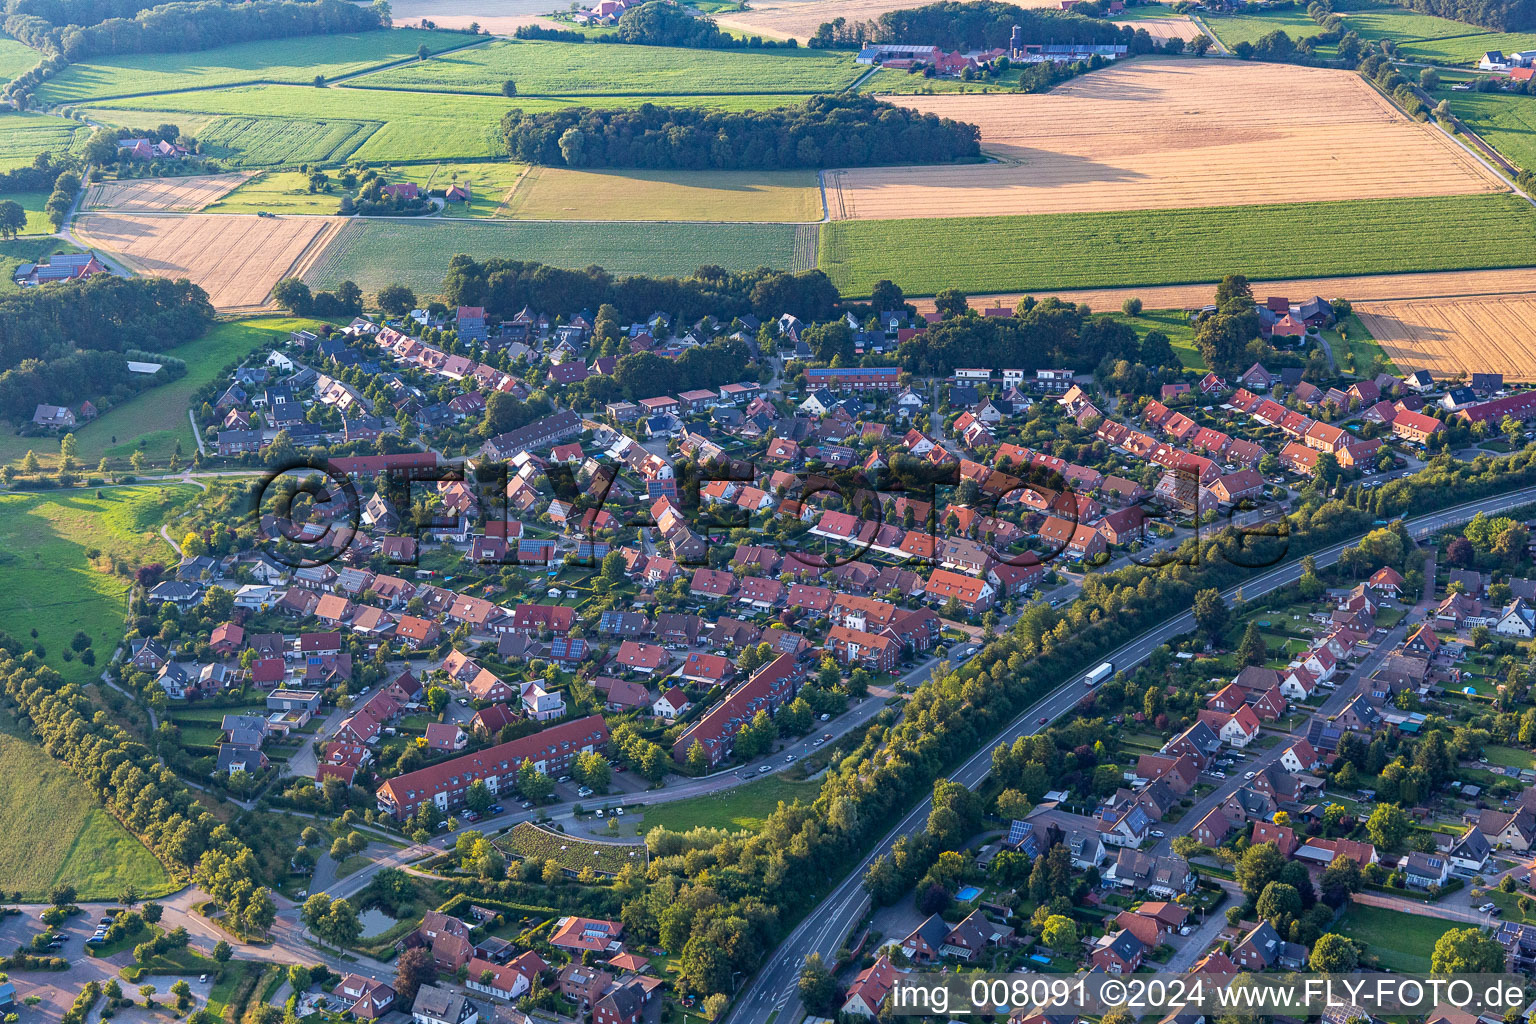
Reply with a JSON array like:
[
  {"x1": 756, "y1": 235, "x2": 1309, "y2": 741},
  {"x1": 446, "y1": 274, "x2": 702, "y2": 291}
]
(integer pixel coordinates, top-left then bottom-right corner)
[{"x1": 727, "y1": 483, "x2": 1536, "y2": 1024}]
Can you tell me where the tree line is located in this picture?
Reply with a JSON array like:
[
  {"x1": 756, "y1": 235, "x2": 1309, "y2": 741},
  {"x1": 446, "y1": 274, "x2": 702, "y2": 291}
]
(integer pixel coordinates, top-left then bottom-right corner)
[
  {"x1": 809, "y1": 0, "x2": 1134, "y2": 50},
  {"x1": 892, "y1": 295, "x2": 1141, "y2": 376},
  {"x1": 442, "y1": 256, "x2": 842, "y2": 323},
  {"x1": 5, "y1": 0, "x2": 385, "y2": 60},
  {"x1": 500, "y1": 94, "x2": 981, "y2": 170},
  {"x1": 0, "y1": 275, "x2": 213, "y2": 423}
]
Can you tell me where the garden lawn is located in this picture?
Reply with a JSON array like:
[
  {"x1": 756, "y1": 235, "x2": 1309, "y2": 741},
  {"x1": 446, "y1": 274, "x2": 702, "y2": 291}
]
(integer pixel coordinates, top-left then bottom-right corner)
[
  {"x1": 499, "y1": 166, "x2": 822, "y2": 221},
  {"x1": 0, "y1": 486, "x2": 191, "y2": 683},
  {"x1": 641, "y1": 776, "x2": 823, "y2": 833},
  {"x1": 818, "y1": 194, "x2": 1536, "y2": 297},
  {"x1": 0, "y1": 715, "x2": 174, "y2": 900},
  {"x1": 1328, "y1": 312, "x2": 1398, "y2": 376},
  {"x1": 346, "y1": 38, "x2": 862, "y2": 95},
  {"x1": 1334, "y1": 904, "x2": 1455, "y2": 972},
  {"x1": 303, "y1": 218, "x2": 802, "y2": 296},
  {"x1": 1482, "y1": 744, "x2": 1533, "y2": 770},
  {"x1": 388, "y1": 161, "x2": 529, "y2": 217},
  {"x1": 34, "y1": 29, "x2": 482, "y2": 104},
  {"x1": 0, "y1": 316, "x2": 326, "y2": 469}
]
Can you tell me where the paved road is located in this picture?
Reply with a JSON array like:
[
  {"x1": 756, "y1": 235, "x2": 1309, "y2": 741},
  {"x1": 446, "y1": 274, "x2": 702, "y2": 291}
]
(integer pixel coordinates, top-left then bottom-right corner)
[{"x1": 726, "y1": 484, "x2": 1536, "y2": 1024}]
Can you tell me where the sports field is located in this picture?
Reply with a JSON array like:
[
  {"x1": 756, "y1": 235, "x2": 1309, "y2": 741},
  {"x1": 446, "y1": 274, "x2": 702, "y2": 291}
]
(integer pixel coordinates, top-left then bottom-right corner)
[
  {"x1": 499, "y1": 166, "x2": 822, "y2": 221},
  {"x1": 1356, "y1": 295, "x2": 1536, "y2": 380},
  {"x1": 73, "y1": 213, "x2": 345, "y2": 310},
  {"x1": 303, "y1": 217, "x2": 805, "y2": 295},
  {"x1": 346, "y1": 38, "x2": 862, "y2": 95},
  {"x1": 829, "y1": 61, "x2": 1505, "y2": 220},
  {"x1": 33, "y1": 29, "x2": 481, "y2": 103},
  {"x1": 0, "y1": 716, "x2": 174, "y2": 900},
  {"x1": 818, "y1": 193, "x2": 1536, "y2": 296},
  {"x1": 81, "y1": 172, "x2": 255, "y2": 212},
  {"x1": 0, "y1": 487, "x2": 191, "y2": 683},
  {"x1": 0, "y1": 112, "x2": 90, "y2": 171}
]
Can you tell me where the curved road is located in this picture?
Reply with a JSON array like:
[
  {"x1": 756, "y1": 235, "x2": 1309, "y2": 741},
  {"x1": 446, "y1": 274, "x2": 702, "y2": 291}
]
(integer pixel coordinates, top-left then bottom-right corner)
[{"x1": 728, "y1": 483, "x2": 1536, "y2": 1024}]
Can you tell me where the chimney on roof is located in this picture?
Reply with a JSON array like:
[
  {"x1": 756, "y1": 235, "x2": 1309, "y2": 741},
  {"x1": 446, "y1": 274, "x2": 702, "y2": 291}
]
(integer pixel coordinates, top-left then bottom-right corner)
[{"x1": 1011, "y1": 24, "x2": 1022, "y2": 51}]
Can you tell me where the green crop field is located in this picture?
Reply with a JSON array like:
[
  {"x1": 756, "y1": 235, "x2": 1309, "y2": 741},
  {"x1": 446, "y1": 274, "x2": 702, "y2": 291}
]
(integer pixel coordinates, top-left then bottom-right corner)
[
  {"x1": 1202, "y1": 6, "x2": 1323, "y2": 46},
  {"x1": 194, "y1": 115, "x2": 383, "y2": 167},
  {"x1": 0, "y1": 112, "x2": 91, "y2": 170},
  {"x1": 0, "y1": 715, "x2": 174, "y2": 900},
  {"x1": 0, "y1": 486, "x2": 193, "y2": 685},
  {"x1": 641, "y1": 776, "x2": 822, "y2": 833},
  {"x1": 346, "y1": 38, "x2": 862, "y2": 95},
  {"x1": 0, "y1": 316, "x2": 322, "y2": 469},
  {"x1": 819, "y1": 194, "x2": 1536, "y2": 297},
  {"x1": 81, "y1": 86, "x2": 814, "y2": 164},
  {"x1": 34, "y1": 28, "x2": 481, "y2": 104},
  {"x1": 303, "y1": 218, "x2": 802, "y2": 295},
  {"x1": 1437, "y1": 87, "x2": 1536, "y2": 171}
]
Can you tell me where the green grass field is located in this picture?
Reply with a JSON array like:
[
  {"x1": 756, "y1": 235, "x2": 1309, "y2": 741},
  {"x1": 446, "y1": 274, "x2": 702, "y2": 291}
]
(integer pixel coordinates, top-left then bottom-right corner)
[
  {"x1": 1437, "y1": 87, "x2": 1536, "y2": 171},
  {"x1": 1205, "y1": 0, "x2": 1536, "y2": 64},
  {"x1": 194, "y1": 116, "x2": 383, "y2": 167},
  {"x1": 202, "y1": 169, "x2": 349, "y2": 214},
  {"x1": 0, "y1": 37, "x2": 37, "y2": 86},
  {"x1": 1330, "y1": 312, "x2": 1397, "y2": 376},
  {"x1": 0, "y1": 715, "x2": 174, "y2": 900},
  {"x1": 819, "y1": 194, "x2": 1536, "y2": 297},
  {"x1": 500, "y1": 166, "x2": 822, "y2": 221},
  {"x1": 1098, "y1": 309, "x2": 1203, "y2": 369},
  {"x1": 0, "y1": 316, "x2": 324, "y2": 469},
  {"x1": 35, "y1": 29, "x2": 481, "y2": 104},
  {"x1": 0, "y1": 112, "x2": 91, "y2": 171},
  {"x1": 0, "y1": 189, "x2": 49, "y2": 234},
  {"x1": 0, "y1": 487, "x2": 191, "y2": 683},
  {"x1": 641, "y1": 776, "x2": 822, "y2": 833},
  {"x1": 346, "y1": 38, "x2": 862, "y2": 95},
  {"x1": 1333, "y1": 904, "x2": 1457, "y2": 972},
  {"x1": 303, "y1": 218, "x2": 802, "y2": 295}
]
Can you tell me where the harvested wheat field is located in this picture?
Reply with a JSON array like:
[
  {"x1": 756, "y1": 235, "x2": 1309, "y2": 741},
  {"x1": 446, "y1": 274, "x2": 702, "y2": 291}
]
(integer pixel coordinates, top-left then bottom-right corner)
[
  {"x1": 73, "y1": 213, "x2": 344, "y2": 310},
  {"x1": 386, "y1": 0, "x2": 562, "y2": 33},
  {"x1": 714, "y1": 0, "x2": 1038, "y2": 41},
  {"x1": 909, "y1": 267, "x2": 1536, "y2": 315},
  {"x1": 1115, "y1": 15, "x2": 1204, "y2": 41},
  {"x1": 81, "y1": 172, "x2": 255, "y2": 213},
  {"x1": 1356, "y1": 296, "x2": 1536, "y2": 381},
  {"x1": 830, "y1": 60, "x2": 1506, "y2": 220}
]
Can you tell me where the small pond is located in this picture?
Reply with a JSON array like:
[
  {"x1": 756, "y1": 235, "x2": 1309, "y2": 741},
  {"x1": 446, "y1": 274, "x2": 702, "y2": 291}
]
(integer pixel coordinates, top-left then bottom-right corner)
[{"x1": 358, "y1": 907, "x2": 399, "y2": 939}]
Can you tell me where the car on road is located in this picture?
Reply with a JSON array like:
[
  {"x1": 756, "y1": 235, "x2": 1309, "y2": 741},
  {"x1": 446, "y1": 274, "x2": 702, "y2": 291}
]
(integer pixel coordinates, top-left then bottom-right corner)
[
  {"x1": 200, "y1": 975, "x2": 207, "y2": 984},
  {"x1": 758, "y1": 765, "x2": 772, "y2": 774},
  {"x1": 819, "y1": 713, "x2": 831, "y2": 721},
  {"x1": 813, "y1": 738, "x2": 824, "y2": 746},
  {"x1": 1244, "y1": 771, "x2": 1256, "y2": 779},
  {"x1": 784, "y1": 754, "x2": 796, "y2": 763},
  {"x1": 1037, "y1": 716, "x2": 1048, "y2": 724},
  {"x1": 457, "y1": 697, "x2": 468, "y2": 705}
]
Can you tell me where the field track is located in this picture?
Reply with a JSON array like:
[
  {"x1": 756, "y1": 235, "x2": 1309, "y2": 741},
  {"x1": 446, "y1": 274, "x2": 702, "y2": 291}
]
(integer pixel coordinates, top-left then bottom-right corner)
[
  {"x1": 73, "y1": 213, "x2": 345, "y2": 310},
  {"x1": 906, "y1": 267, "x2": 1536, "y2": 315},
  {"x1": 1357, "y1": 296, "x2": 1536, "y2": 381},
  {"x1": 81, "y1": 172, "x2": 256, "y2": 213},
  {"x1": 836, "y1": 60, "x2": 1505, "y2": 219}
]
